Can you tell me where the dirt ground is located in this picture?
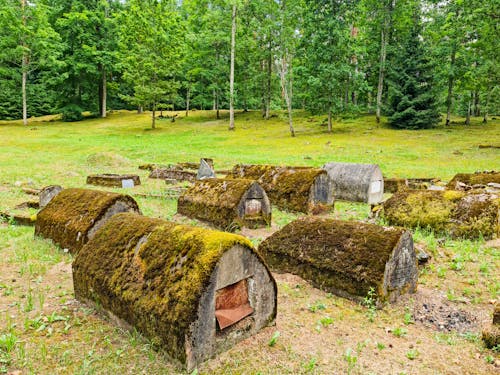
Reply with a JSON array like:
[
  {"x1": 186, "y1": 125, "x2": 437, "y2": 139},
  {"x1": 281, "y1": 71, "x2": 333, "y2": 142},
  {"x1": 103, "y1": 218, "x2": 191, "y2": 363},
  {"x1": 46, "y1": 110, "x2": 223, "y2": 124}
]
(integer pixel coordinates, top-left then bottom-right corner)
[{"x1": 0, "y1": 220, "x2": 498, "y2": 374}]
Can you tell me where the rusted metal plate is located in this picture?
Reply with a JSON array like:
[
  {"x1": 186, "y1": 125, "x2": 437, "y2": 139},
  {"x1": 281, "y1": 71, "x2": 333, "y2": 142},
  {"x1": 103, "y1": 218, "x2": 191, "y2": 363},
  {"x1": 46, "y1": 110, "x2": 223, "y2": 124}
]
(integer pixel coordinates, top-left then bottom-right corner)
[
  {"x1": 216, "y1": 279, "x2": 248, "y2": 310},
  {"x1": 215, "y1": 279, "x2": 254, "y2": 330},
  {"x1": 215, "y1": 304, "x2": 254, "y2": 330}
]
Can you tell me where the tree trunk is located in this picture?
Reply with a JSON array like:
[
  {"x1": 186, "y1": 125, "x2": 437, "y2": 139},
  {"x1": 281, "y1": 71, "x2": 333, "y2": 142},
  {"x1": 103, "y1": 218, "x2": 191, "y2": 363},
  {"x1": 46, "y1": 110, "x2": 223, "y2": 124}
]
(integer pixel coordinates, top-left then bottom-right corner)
[
  {"x1": 21, "y1": 0, "x2": 28, "y2": 126},
  {"x1": 228, "y1": 4, "x2": 236, "y2": 131},
  {"x1": 185, "y1": 86, "x2": 190, "y2": 117},
  {"x1": 473, "y1": 91, "x2": 480, "y2": 116},
  {"x1": 328, "y1": 110, "x2": 332, "y2": 132},
  {"x1": 483, "y1": 89, "x2": 490, "y2": 123},
  {"x1": 445, "y1": 42, "x2": 457, "y2": 126},
  {"x1": 138, "y1": 106, "x2": 143, "y2": 114},
  {"x1": 465, "y1": 92, "x2": 472, "y2": 125},
  {"x1": 265, "y1": 43, "x2": 272, "y2": 119},
  {"x1": 278, "y1": 56, "x2": 295, "y2": 137},
  {"x1": 152, "y1": 103, "x2": 156, "y2": 129},
  {"x1": 22, "y1": 62, "x2": 27, "y2": 126},
  {"x1": 376, "y1": 28, "x2": 387, "y2": 124},
  {"x1": 101, "y1": 68, "x2": 107, "y2": 118},
  {"x1": 215, "y1": 90, "x2": 220, "y2": 119}
]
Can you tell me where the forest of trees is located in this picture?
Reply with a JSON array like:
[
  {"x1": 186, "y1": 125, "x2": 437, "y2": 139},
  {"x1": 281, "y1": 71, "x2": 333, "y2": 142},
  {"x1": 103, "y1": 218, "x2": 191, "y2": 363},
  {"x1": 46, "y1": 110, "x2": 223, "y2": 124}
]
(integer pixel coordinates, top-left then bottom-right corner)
[{"x1": 0, "y1": 0, "x2": 498, "y2": 130}]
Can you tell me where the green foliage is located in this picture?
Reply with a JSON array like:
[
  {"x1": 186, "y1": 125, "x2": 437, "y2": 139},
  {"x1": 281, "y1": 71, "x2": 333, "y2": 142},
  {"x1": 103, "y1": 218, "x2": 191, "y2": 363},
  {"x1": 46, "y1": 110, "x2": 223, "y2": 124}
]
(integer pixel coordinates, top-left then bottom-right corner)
[
  {"x1": 386, "y1": 10, "x2": 441, "y2": 129},
  {"x1": 268, "y1": 331, "x2": 280, "y2": 347},
  {"x1": 119, "y1": 0, "x2": 184, "y2": 128},
  {"x1": 61, "y1": 104, "x2": 83, "y2": 122},
  {"x1": 362, "y1": 287, "x2": 377, "y2": 322}
]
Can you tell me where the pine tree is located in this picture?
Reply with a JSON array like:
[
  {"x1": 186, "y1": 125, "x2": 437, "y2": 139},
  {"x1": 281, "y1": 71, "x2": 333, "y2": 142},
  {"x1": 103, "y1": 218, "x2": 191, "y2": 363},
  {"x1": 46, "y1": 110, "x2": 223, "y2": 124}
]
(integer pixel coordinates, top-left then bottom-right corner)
[{"x1": 386, "y1": 11, "x2": 441, "y2": 129}]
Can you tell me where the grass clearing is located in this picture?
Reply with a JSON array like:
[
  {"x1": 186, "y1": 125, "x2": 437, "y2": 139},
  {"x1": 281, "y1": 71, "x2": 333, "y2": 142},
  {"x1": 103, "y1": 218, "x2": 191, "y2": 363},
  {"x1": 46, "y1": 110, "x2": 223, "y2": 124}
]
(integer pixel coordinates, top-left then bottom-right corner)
[{"x1": 0, "y1": 110, "x2": 499, "y2": 374}]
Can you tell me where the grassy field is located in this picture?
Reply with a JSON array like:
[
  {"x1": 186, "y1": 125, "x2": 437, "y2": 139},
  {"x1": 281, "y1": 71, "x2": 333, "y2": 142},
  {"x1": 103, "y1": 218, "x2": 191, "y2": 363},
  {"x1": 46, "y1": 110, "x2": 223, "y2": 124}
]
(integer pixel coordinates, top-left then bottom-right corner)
[{"x1": 0, "y1": 110, "x2": 499, "y2": 374}]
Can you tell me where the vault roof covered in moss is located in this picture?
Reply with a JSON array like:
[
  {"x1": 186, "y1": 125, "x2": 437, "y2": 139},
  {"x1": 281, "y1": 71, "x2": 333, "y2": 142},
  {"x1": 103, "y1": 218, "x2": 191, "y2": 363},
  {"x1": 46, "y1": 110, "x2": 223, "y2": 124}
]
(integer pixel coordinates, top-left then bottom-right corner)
[
  {"x1": 73, "y1": 212, "x2": 261, "y2": 363},
  {"x1": 35, "y1": 188, "x2": 139, "y2": 252},
  {"x1": 179, "y1": 178, "x2": 258, "y2": 208}
]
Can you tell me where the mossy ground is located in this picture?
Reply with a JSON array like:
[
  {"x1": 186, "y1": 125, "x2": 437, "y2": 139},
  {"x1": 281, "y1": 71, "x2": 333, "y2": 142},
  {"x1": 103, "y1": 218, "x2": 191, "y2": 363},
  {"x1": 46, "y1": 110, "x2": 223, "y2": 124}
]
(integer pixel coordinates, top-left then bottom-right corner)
[{"x1": 0, "y1": 110, "x2": 499, "y2": 373}]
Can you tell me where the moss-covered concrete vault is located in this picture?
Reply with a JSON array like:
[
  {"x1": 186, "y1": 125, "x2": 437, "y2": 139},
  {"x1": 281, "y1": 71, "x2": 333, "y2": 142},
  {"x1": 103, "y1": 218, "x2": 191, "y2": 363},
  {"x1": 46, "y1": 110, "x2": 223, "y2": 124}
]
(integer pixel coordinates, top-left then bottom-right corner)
[
  {"x1": 382, "y1": 190, "x2": 500, "y2": 239},
  {"x1": 258, "y1": 217, "x2": 418, "y2": 303},
  {"x1": 177, "y1": 178, "x2": 271, "y2": 230},
  {"x1": 86, "y1": 174, "x2": 141, "y2": 188},
  {"x1": 323, "y1": 162, "x2": 383, "y2": 204},
  {"x1": 446, "y1": 171, "x2": 500, "y2": 190},
  {"x1": 229, "y1": 164, "x2": 333, "y2": 213},
  {"x1": 34, "y1": 188, "x2": 140, "y2": 253},
  {"x1": 72, "y1": 213, "x2": 277, "y2": 371}
]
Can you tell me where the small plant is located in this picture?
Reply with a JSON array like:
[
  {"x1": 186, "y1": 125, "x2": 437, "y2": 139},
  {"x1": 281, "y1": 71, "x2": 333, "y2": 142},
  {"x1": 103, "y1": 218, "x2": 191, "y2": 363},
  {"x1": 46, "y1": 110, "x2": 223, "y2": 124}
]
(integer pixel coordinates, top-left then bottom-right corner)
[
  {"x1": 24, "y1": 288, "x2": 34, "y2": 312},
  {"x1": 376, "y1": 342, "x2": 386, "y2": 350},
  {"x1": 303, "y1": 357, "x2": 317, "y2": 372},
  {"x1": 479, "y1": 263, "x2": 489, "y2": 274},
  {"x1": 437, "y1": 266, "x2": 446, "y2": 278},
  {"x1": 434, "y1": 332, "x2": 456, "y2": 345},
  {"x1": 0, "y1": 332, "x2": 18, "y2": 353},
  {"x1": 485, "y1": 355, "x2": 494, "y2": 364},
  {"x1": 406, "y1": 349, "x2": 419, "y2": 360},
  {"x1": 392, "y1": 327, "x2": 408, "y2": 338},
  {"x1": 308, "y1": 301, "x2": 327, "y2": 313},
  {"x1": 362, "y1": 287, "x2": 377, "y2": 322},
  {"x1": 403, "y1": 312, "x2": 414, "y2": 325},
  {"x1": 268, "y1": 331, "x2": 280, "y2": 347},
  {"x1": 343, "y1": 348, "x2": 358, "y2": 374},
  {"x1": 319, "y1": 316, "x2": 334, "y2": 327},
  {"x1": 446, "y1": 289, "x2": 457, "y2": 302},
  {"x1": 459, "y1": 332, "x2": 479, "y2": 343}
]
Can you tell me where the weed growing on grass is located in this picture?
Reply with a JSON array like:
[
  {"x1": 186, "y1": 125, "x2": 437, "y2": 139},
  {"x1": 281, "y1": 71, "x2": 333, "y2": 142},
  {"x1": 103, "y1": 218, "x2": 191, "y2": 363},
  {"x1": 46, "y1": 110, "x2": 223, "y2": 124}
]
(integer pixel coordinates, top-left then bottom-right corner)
[
  {"x1": 0, "y1": 332, "x2": 18, "y2": 353},
  {"x1": 0, "y1": 284, "x2": 13, "y2": 297},
  {"x1": 343, "y1": 348, "x2": 358, "y2": 374},
  {"x1": 459, "y1": 332, "x2": 480, "y2": 343},
  {"x1": 268, "y1": 331, "x2": 280, "y2": 347},
  {"x1": 434, "y1": 332, "x2": 456, "y2": 345},
  {"x1": 362, "y1": 287, "x2": 377, "y2": 322},
  {"x1": 308, "y1": 301, "x2": 327, "y2": 313},
  {"x1": 403, "y1": 312, "x2": 414, "y2": 325},
  {"x1": 392, "y1": 327, "x2": 408, "y2": 338},
  {"x1": 303, "y1": 357, "x2": 318, "y2": 372},
  {"x1": 406, "y1": 349, "x2": 419, "y2": 360}
]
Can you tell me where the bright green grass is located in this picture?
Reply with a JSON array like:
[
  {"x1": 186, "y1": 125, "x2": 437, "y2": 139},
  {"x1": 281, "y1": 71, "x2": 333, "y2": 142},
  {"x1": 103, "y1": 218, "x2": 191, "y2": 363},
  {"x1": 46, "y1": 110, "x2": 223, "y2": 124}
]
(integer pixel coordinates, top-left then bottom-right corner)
[{"x1": 0, "y1": 110, "x2": 498, "y2": 191}]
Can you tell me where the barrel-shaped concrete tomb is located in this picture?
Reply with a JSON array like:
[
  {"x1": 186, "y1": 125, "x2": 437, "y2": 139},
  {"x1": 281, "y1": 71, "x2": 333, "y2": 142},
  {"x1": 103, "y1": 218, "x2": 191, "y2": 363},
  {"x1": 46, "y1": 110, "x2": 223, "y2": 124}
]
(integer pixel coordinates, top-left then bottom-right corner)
[
  {"x1": 259, "y1": 217, "x2": 418, "y2": 303},
  {"x1": 177, "y1": 178, "x2": 271, "y2": 230},
  {"x1": 35, "y1": 188, "x2": 140, "y2": 253},
  {"x1": 229, "y1": 164, "x2": 333, "y2": 213},
  {"x1": 72, "y1": 213, "x2": 277, "y2": 370}
]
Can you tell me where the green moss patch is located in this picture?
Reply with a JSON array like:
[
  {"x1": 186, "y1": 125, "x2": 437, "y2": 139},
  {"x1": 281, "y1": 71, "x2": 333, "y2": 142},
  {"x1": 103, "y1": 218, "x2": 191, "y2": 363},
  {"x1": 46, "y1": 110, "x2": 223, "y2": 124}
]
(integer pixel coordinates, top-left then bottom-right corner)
[
  {"x1": 72, "y1": 212, "x2": 256, "y2": 364},
  {"x1": 383, "y1": 190, "x2": 499, "y2": 239}
]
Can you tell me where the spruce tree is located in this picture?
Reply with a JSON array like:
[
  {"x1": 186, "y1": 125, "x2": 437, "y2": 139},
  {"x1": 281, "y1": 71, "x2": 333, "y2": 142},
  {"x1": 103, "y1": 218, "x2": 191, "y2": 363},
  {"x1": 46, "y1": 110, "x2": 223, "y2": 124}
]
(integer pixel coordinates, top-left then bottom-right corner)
[{"x1": 386, "y1": 11, "x2": 441, "y2": 129}]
